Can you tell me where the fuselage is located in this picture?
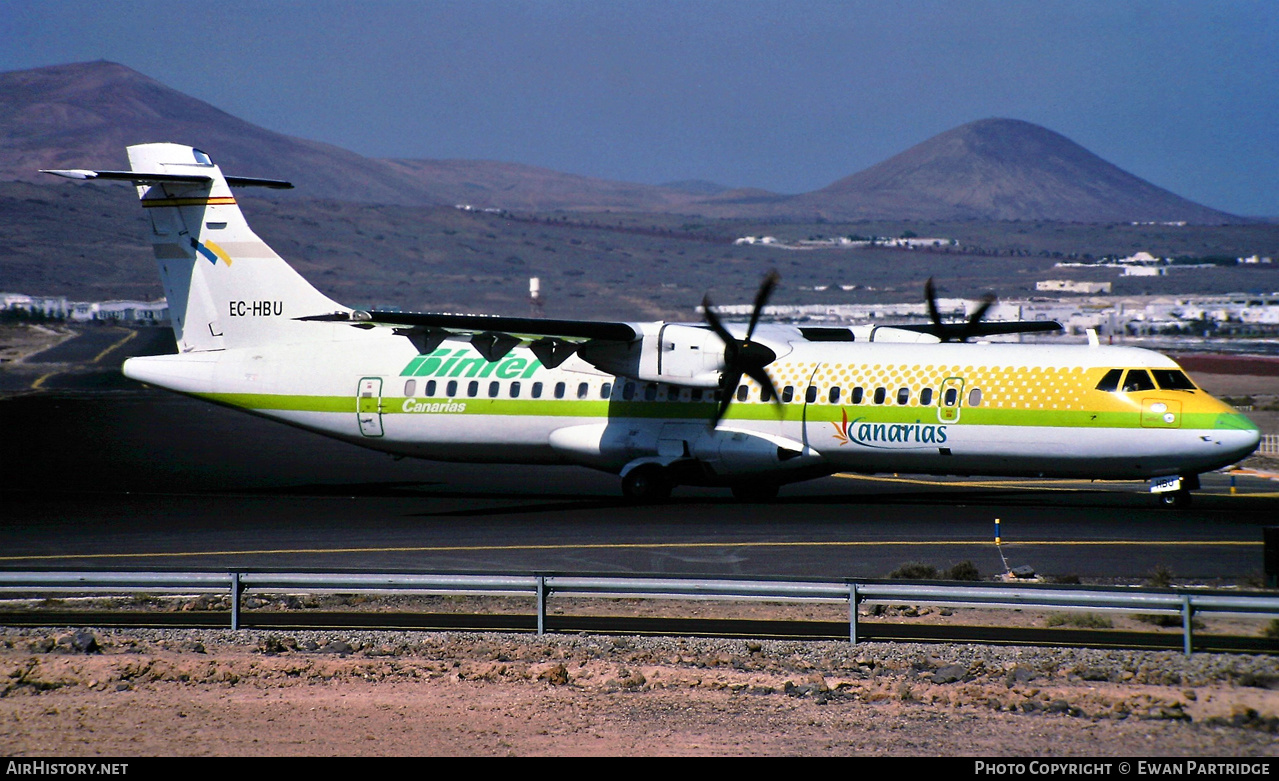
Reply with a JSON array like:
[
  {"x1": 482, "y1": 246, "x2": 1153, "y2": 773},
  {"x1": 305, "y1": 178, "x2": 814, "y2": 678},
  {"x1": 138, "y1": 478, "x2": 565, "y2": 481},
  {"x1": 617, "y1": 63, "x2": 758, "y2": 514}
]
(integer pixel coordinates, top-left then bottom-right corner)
[
  {"x1": 59, "y1": 141, "x2": 1259, "y2": 498},
  {"x1": 124, "y1": 324, "x2": 1261, "y2": 487}
]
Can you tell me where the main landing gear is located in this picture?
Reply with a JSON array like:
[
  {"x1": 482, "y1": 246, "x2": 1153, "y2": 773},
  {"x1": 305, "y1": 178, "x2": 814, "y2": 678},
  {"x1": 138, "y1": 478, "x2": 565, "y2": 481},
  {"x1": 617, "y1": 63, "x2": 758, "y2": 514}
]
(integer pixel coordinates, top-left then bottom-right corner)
[{"x1": 620, "y1": 464, "x2": 672, "y2": 503}]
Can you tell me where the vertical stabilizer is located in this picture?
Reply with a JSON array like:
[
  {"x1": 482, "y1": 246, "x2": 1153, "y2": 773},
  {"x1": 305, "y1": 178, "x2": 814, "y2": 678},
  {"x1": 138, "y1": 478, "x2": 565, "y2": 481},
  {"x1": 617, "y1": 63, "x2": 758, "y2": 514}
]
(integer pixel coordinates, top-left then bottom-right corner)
[{"x1": 124, "y1": 143, "x2": 347, "y2": 351}]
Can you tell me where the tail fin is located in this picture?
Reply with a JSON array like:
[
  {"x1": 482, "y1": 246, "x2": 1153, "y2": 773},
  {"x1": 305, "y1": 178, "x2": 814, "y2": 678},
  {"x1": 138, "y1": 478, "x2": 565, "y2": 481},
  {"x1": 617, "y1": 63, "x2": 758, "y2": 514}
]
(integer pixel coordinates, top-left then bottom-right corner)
[{"x1": 48, "y1": 144, "x2": 347, "y2": 351}]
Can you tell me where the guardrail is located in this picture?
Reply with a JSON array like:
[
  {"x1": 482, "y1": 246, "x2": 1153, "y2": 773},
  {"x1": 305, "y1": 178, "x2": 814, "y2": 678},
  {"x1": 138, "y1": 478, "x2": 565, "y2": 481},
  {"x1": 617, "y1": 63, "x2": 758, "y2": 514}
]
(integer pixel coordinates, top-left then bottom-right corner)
[{"x1": 2, "y1": 571, "x2": 1277, "y2": 656}]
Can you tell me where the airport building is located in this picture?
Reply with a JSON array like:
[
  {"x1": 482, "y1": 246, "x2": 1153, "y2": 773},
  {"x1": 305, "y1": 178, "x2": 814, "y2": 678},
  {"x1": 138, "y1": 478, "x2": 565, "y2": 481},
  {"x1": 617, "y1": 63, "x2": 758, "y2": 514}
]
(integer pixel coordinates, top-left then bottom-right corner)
[{"x1": 1, "y1": 293, "x2": 169, "y2": 323}]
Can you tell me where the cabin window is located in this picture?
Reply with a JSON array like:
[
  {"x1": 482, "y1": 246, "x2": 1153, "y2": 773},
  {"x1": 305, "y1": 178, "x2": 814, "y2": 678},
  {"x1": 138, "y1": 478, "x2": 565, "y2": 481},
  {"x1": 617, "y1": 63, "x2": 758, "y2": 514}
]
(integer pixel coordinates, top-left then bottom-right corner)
[
  {"x1": 1095, "y1": 369, "x2": 1123, "y2": 392},
  {"x1": 851, "y1": 387, "x2": 864, "y2": 404},
  {"x1": 425, "y1": 380, "x2": 437, "y2": 397},
  {"x1": 737, "y1": 385, "x2": 749, "y2": 402},
  {"x1": 488, "y1": 381, "x2": 500, "y2": 398},
  {"x1": 829, "y1": 386, "x2": 841, "y2": 404},
  {"x1": 782, "y1": 386, "x2": 794, "y2": 403},
  {"x1": 446, "y1": 380, "x2": 458, "y2": 397},
  {"x1": 555, "y1": 381, "x2": 567, "y2": 399},
  {"x1": 532, "y1": 382, "x2": 543, "y2": 399},
  {"x1": 873, "y1": 387, "x2": 886, "y2": 405},
  {"x1": 467, "y1": 381, "x2": 479, "y2": 397},
  {"x1": 510, "y1": 381, "x2": 521, "y2": 398},
  {"x1": 1152, "y1": 369, "x2": 1196, "y2": 390},
  {"x1": 919, "y1": 387, "x2": 934, "y2": 406},
  {"x1": 760, "y1": 386, "x2": 773, "y2": 403},
  {"x1": 1121, "y1": 370, "x2": 1155, "y2": 393},
  {"x1": 642, "y1": 383, "x2": 657, "y2": 401},
  {"x1": 943, "y1": 388, "x2": 958, "y2": 406},
  {"x1": 404, "y1": 379, "x2": 416, "y2": 397},
  {"x1": 968, "y1": 388, "x2": 983, "y2": 407},
  {"x1": 896, "y1": 387, "x2": 910, "y2": 405},
  {"x1": 623, "y1": 382, "x2": 635, "y2": 400},
  {"x1": 805, "y1": 386, "x2": 817, "y2": 403},
  {"x1": 577, "y1": 382, "x2": 589, "y2": 399},
  {"x1": 601, "y1": 382, "x2": 612, "y2": 399}
]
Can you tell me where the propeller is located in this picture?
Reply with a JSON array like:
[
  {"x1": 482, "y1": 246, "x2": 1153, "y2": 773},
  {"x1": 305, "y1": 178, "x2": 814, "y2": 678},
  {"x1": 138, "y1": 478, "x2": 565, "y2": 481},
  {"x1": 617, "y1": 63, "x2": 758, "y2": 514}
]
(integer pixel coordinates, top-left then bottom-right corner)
[
  {"x1": 924, "y1": 277, "x2": 998, "y2": 343},
  {"x1": 701, "y1": 271, "x2": 783, "y2": 427}
]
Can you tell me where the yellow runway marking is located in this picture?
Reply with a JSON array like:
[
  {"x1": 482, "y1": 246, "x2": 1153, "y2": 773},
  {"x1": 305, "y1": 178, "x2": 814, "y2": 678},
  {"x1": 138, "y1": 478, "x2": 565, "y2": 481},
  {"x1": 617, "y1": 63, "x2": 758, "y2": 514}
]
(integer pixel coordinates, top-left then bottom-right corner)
[
  {"x1": 0, "y1": 538, "x2": 1259, "y2": 564},
  {"x1": 26, "y1": 328, "x2": 137, "y2": 390},
  {"x1": 834, "y1": 472, "x2": 1279, "y2": 497},
  {"x1": 836, "y1": 474, "x2": 1104, "y2": 491},
  {"x1": 30, "y1": 371, "x2": 59, "y2": 389},
  {"x1": 92, "y1": 328, "x2": 137, "y2": 363}
]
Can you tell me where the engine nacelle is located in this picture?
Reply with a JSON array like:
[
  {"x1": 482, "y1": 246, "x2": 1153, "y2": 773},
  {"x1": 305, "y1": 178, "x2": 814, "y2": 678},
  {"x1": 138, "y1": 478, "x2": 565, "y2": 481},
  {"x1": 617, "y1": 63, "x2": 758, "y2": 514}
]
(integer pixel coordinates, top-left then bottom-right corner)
[
  {"x1": 850, "y1": 325, "x2": 942, "y2": 343},
  {"x1": 578, "y1": 323, "x2": 725, "y2": 387}
]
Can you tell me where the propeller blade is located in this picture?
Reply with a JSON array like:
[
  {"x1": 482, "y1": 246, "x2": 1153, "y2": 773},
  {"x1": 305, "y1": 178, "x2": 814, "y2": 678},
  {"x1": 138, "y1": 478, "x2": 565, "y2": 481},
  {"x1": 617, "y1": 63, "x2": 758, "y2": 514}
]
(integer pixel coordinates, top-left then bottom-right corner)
[
  {"x1": 746, "y1": 270, "x2": 779, "y2": 340},
  {"x1": 960, "y1": 293, "x2": 997, "y2": 342},
  {"x1": 711, "y1": 369, "x2": 743, "y2": 428},
  {"x1": 701, "y1": 294, "x2": 737, "y2": 358},
  {"x1": 744, "y1": 365, "x2": 782, "y2": 411},
  {"x1": 924, "y1": 277, "x2": 943, "y2": 335},
  {"x1": 703, "y1": 271, "x2": 784, "y2": 428}
]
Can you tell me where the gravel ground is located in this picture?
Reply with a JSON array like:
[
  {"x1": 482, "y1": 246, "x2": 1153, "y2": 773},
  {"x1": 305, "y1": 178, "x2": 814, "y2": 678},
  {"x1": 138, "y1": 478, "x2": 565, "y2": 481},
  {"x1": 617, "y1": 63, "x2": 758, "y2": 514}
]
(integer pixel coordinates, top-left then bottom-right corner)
[{"x1": 2, "y1": 627, "x2": 1277, "y2": 757}]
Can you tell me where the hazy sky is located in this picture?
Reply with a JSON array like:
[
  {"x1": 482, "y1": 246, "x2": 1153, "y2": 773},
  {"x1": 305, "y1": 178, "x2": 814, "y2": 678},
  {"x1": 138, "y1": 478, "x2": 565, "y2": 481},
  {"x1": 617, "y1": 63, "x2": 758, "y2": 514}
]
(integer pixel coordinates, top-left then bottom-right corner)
[{"x1": 4, "y1": 1, "x2": 1277, "y2": 215}]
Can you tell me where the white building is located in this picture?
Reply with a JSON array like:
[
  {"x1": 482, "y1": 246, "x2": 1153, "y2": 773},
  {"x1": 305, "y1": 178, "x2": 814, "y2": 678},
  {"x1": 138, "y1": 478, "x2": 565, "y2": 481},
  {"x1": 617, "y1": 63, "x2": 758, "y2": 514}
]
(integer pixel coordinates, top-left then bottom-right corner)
[{"x1": 1036, "y1": 280, "x2": 1112, "y2": 294}]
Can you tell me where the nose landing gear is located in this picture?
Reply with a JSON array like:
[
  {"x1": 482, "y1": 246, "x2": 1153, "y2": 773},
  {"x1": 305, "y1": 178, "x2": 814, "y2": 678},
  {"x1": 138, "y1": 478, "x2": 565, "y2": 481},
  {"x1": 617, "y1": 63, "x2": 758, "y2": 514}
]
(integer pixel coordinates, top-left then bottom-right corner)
[{"x1": 1153, "y1": 473, "x2": 1199, "y2": 508}]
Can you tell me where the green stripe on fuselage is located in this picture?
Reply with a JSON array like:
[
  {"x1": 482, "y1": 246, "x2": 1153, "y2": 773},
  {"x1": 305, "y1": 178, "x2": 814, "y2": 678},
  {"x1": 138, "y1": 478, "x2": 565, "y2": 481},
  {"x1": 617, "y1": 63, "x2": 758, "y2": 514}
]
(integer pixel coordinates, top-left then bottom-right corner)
[{"x1": 194, "y1": 392, "x2": 1240, "y2": 431}]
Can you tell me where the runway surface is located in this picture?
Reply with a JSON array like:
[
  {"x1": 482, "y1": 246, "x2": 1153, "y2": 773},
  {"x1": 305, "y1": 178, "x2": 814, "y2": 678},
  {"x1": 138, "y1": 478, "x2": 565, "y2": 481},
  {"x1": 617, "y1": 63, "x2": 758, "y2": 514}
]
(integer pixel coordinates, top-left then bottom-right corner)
[{"x1": 2, "y1": 390, "x2": 1276, "y2": 581}]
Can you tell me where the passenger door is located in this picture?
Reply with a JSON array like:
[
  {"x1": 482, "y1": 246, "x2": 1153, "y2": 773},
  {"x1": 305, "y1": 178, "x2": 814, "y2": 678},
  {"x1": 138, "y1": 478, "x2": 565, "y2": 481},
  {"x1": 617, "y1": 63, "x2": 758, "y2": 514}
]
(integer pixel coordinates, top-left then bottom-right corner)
[{"x1": 357, "y1": 377, "x2": 384, "y2": 437}]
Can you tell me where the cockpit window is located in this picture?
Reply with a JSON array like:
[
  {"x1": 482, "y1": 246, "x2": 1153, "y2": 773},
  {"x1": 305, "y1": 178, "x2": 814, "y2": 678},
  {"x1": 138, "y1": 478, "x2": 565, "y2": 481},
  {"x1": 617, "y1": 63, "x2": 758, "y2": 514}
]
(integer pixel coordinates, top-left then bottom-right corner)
[
  {"x1": 1152, "y1": 369, "x2": 1197, "y2": 391},
  {"x1": 1121, "y1": 369, "x2": 1155, "y2": 392},
  {"x1": 1095, "y1": 369, "x2": 1123, "y2": 392}
]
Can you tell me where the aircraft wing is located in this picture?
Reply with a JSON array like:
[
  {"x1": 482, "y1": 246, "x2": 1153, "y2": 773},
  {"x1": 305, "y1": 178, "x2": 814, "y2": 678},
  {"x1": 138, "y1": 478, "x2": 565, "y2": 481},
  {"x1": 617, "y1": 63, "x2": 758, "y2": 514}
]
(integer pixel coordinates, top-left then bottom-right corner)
[
  {"x1": 299, "y1": 310, "x2": 639, "y2": 366},
  {"x1": 890, "y1": 320, "x2": 1063, "y2": 340}
]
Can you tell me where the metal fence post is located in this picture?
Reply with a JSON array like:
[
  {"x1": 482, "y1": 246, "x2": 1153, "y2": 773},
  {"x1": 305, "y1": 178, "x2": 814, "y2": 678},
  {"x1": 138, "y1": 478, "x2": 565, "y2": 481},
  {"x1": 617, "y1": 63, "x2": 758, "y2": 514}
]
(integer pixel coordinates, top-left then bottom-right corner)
[
  {"x1": 536, "y1": 575, "x2": 546, "y2": 636},
  {"x1": 230, "y1": 571, "x2": 242, "y2": 631},
  {"x1": 849, "y1": 582, "x2": 859, "y2": 645},
  {"x1": 1182, "y1": 595, "x2": 1193, "y2": 656}
]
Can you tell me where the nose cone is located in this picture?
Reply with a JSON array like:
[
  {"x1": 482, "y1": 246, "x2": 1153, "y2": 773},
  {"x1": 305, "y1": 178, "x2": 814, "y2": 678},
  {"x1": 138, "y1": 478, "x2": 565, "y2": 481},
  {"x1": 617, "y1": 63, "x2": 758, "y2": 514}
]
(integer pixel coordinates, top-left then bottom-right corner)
[{"x1": 1214, "y1": 411, "x2": 1262, "y2": 464}]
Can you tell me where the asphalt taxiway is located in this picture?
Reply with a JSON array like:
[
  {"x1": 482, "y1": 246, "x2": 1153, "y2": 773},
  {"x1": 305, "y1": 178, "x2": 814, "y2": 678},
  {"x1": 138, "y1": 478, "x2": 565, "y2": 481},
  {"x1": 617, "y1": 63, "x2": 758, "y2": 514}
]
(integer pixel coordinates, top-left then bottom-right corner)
[{"x1": 2, "y1": 391, "x2": 1275, "y2": 581}]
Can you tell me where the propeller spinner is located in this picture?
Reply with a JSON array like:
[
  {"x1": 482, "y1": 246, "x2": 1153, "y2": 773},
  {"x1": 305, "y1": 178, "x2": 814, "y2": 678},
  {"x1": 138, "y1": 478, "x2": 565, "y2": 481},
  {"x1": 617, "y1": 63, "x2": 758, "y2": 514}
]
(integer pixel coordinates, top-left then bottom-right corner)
[{"x1": 701, "y1": 271, "x2": 784, "y2": 427}]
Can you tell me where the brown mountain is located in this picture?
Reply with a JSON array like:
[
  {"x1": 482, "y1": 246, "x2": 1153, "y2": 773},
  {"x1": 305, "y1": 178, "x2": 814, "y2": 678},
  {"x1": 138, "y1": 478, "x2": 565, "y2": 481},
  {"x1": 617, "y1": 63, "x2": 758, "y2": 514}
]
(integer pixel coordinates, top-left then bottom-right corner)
[
  {"x1": 778, "y1": 119, "x2": 1243, "y2": 223},
  {"x1": 382, "y1": 158, "x2": 699, "y2": 211},
  {"x1": 0, "y1": 61, "x2": 700, "y2": 211},
  {"x1": 0, "y1": 62, "x2": 1242, "y2": 223},
  {"x1": 0, "y1": 60, "x2": 428, "y2": 203}
]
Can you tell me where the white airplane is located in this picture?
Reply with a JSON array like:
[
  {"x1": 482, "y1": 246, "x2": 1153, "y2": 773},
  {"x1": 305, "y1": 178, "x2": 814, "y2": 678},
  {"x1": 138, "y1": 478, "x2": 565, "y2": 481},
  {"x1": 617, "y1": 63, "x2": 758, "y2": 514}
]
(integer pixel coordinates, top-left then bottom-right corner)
[{"x1": 44, "y1": 144, "x2": 1260, "y2": 505}]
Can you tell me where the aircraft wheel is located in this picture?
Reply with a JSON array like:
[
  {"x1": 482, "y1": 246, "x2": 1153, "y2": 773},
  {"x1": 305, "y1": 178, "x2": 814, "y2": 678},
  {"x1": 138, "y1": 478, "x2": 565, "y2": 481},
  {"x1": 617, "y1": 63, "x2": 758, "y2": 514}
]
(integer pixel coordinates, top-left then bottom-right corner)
[
  {"x1": 621, "y1": 465, "x2": 672, "y2": 502},
  {"x1": 731, "y1": 483, "x2": 779, "y2": 501},
  {"x1": 1159, "y1": 490, "x2": 1193, "y2": 508}
]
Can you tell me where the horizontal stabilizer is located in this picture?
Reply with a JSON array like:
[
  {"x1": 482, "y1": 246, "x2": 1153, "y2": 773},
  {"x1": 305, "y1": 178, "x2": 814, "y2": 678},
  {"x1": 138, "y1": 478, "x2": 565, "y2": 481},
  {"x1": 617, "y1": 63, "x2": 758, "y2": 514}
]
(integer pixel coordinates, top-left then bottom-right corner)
[{"x1": 41, "y1": 169, "x2": 293, "y2": 189}]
